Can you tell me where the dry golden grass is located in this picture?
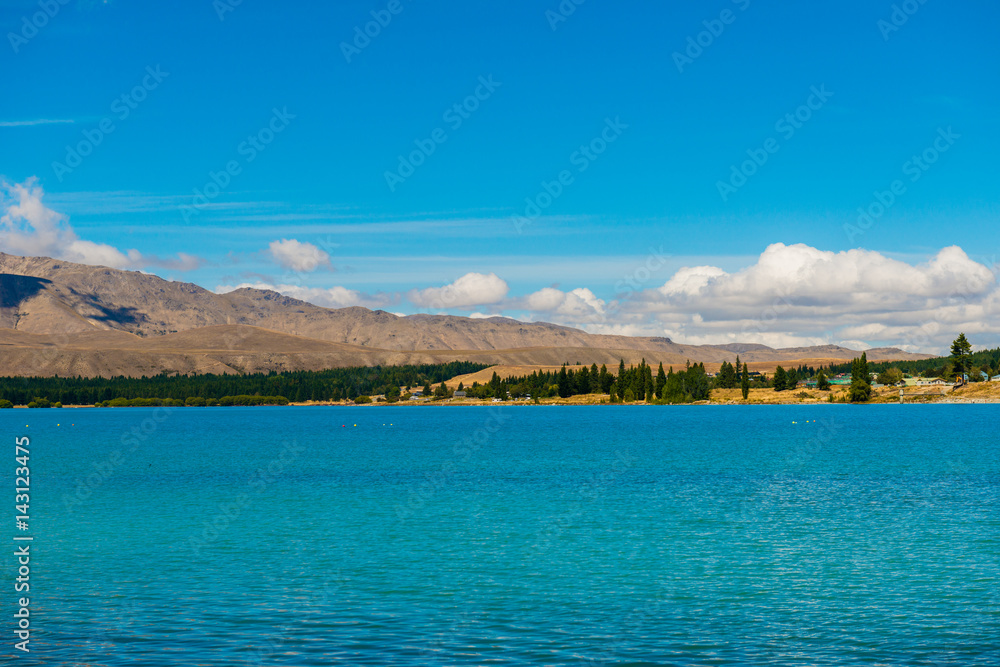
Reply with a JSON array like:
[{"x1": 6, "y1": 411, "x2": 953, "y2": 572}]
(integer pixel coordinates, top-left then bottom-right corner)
[
  {"x1": 708, "y1": 387, "x2": 848, "y2": 404},
  {"x1": 292, "y1": 381, "x2": 1000, "y2": 407}
]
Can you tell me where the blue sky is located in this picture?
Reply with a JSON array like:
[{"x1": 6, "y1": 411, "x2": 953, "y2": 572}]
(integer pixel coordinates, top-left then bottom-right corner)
[{"x1": 1, "y1": 0, "x2": 998, "y2": 352}]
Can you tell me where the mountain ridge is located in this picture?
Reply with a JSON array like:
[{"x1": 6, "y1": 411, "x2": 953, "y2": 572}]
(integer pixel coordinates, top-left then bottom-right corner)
[{"x1": 0, "y1": 252, "x2": 932, "y2": 377}]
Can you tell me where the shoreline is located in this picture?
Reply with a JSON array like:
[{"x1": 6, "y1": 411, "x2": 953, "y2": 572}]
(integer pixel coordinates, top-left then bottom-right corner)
[{"x1": 17, "y1": 397, "x2": 1000, "y2": 409}]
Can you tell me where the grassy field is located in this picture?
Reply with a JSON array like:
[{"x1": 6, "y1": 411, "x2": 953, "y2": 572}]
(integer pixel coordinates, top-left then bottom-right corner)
[{"x1": 289, "y1": 374, "x2": 1000, "y2": 407}]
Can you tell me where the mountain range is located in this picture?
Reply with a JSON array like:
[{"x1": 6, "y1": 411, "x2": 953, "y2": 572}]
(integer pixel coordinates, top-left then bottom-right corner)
[{"x1": 0, "y1": 252, "x2": 932, "y2": 378}]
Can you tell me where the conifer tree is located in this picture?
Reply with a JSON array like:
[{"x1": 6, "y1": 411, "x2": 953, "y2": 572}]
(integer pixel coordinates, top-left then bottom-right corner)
[
  {"x1": 773, "y1": 366, "x2": 787, "y2": 392},
  {"x1": 848, "y1": 357, "x2": 872, "y2": 402},
  {"x1": 951, "y1": 333, "x2": 972, "y2": 378},
  {"x1": 741, "y1": 363, "x2": 750, "y2": 400},
  {"x1": 816, "y1": 370, "x2": 830, "y2": 390}
]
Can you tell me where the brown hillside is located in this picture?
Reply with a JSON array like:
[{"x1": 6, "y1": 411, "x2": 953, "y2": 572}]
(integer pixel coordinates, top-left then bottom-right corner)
[{"x1": 0, "y1": 252, "x2": 933, "y2": 377}]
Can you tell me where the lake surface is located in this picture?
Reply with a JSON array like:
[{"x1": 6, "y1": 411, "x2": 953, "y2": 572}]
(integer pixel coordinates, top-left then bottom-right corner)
[{"x1": 4, "y1": 405, "x2": 999, "y2": 665}]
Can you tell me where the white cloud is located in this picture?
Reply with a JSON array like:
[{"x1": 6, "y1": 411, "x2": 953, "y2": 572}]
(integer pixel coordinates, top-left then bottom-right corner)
[
  {"x1": 266, "y1": 238, "x2": 331, "y2": 272},
  {"x1": 626, "y1": 243, "x2": 999, "y2": 353},
  {"x1": 408, "y1": 272, "x2": 508, "y2": 308},
  {"x1": 521, "y1": 287, "x2": 607, "y2": 324},
  {"x1": 659, "y1": 266, "x2": 727, "y2": 297},
  {"x1": 0, "y1": 178, "x2": 202, "y2": 270},
  {"x1": 216, "y1": 282, "x2": 395, "y2": 310}
]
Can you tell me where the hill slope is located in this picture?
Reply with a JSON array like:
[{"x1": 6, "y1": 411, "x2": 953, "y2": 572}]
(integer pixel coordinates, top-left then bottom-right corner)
[{"x1": 0, "y1": 252, "x2": 931, "y2": 377}]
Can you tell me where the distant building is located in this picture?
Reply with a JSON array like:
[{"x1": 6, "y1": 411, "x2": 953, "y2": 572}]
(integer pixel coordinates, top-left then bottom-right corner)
[{"x1": 453, "y1": 391, "x2": 467, "y2": 398}]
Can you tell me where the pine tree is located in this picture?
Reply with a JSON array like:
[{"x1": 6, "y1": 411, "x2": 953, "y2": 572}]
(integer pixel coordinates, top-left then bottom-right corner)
[
  {"x1": 557, "y1": 364, "x2": 571, "y2": 398},
  {"x1": 773, "y1": 366, "x2": 787, "y2": 392},
  {"x1": 816, "y1": 370, "x2": 830, "y2": 390},
  {"x1": 718, "y1": 360, "x2": 737, "y2": 388},
  {"x1": 859, "y1": 352, "x2": 871, "y2": 387},
  {"x1": 951, "y1": 333, "x2": 973, "y2": 379},
  {"x1": 741, "y1": 363, "x2": 750, "y2": 400},
  {"x1": 599, "y1": 364, "x2": 611, "y2": 393},
  {"x1": 848, "y1": 357, "x2": 872, "y2": 402},
  {"x1": 655, "y1": 362, "x2": 666, "y2": 398}
]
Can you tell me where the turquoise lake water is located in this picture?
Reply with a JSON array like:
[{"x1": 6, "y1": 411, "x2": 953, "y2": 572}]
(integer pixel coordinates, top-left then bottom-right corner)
[{"x1": 3, "y1": 405, "x2": 999, "y2": 665}]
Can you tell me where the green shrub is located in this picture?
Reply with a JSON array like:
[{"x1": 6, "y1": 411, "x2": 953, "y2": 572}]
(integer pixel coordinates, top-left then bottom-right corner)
[
  {"x1": 354, "y1": 395, "x2": 373, "y2": 404},
  {"x1": 0, "y1": 399, "x2": 12, "y2": 409}
]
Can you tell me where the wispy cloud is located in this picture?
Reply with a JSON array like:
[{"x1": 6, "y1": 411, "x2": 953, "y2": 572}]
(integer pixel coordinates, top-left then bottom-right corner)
[{"x1": 0, "y1": 119, "x2": 75, "y2": 127}]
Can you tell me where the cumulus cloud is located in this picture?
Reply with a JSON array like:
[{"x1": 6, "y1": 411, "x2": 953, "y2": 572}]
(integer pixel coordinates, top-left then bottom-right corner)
[
  {"x1": 216, "y1": 281, "x2": 395, "y2": 310},
  {"x1": 266, "y1": 238, "x2": 331, "y2": 273},
  {"x1": 408, "y1": 272, "x2": 509, "y2": 309},
  {"x1": 0, "y1": 178, "x2": 203, "y2": 270},
  {"x1": 624, "y1": 243, "x2": 999, "y2": 352},
  {"x1": 520, "y1": 287, "x2": 607, "y2": 324}
]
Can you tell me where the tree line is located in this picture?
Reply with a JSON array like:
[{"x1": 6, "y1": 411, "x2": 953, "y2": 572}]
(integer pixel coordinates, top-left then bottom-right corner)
[
  {"x1": 0, "y1": 361, "x2": 489, "y2": 406},
  {"x1": 458, "y1": 359, "x2": 716, "y2": 404},
  {"x1": 826, "y1": 333, "x2": 990, "y2": 381}
]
